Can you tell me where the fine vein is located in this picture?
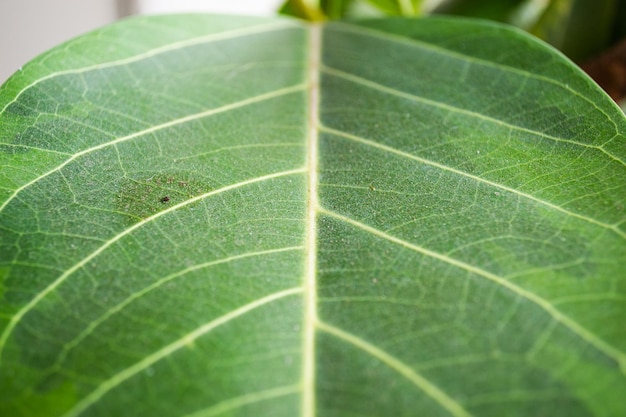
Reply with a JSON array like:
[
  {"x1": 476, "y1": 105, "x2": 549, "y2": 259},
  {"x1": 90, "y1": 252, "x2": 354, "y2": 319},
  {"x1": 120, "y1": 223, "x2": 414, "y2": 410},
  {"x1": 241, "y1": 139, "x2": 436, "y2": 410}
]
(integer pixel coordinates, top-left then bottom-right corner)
[
  {"x1": 0, "y1": 21, "x2": 294, "y2": 116},
  {"x1": 317, "y1": 320, "x2": 473, "y2": 417},
  {"x1": 0, "y1": 83, "x2": 306, "y2": 213},
  {"x1": 60, "y1": 287, "x2": 303, "y2": 417},
  {"x1": 321, "y1": 208, "x2": 626, "y2": 374},
  {"x1": 52, "y1": 246, "x2": 304, "y2": 370},
  {"x1": 0, "y1": 168, "x2": 306, "y2": 364},
  {"x1": 323, "y1": 66, "x2": 623, "y2": 165},
  {"x1": 321, "y1": 125, "x2": 625, "y2": 239}
]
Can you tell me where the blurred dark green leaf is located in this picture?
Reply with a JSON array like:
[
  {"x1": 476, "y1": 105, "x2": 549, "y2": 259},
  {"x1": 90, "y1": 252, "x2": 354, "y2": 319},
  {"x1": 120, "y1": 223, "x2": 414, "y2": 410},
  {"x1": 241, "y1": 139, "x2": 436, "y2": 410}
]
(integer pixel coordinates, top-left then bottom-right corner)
[
  {"x1": 431, "y1": 0, "x2": 527, "y2": 22},
  {"x1": 363, "y1": 0, "x2": 423, "y2": 15},
  {"x1": 529, "y1": 0, "x2": 617, "y2": 62}
]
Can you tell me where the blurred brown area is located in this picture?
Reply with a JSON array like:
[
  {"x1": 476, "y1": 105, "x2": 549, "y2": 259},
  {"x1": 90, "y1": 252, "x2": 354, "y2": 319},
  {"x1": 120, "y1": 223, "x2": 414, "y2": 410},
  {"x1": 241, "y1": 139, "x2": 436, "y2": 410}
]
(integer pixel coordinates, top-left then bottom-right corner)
[{"x1": 582, "y1": 38, "x2": 626, "y2": 103}]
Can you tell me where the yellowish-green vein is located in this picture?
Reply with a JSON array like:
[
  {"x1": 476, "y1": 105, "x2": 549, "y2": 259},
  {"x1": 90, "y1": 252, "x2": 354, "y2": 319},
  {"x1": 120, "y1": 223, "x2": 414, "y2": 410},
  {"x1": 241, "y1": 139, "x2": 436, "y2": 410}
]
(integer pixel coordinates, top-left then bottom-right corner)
[
  {"x1": 60, "y1": 287, "x2": 303, "y2": 417},
  {"x1": 321, "y1": 125, "x2": 626, "y2": 240},
  {"x1": 317, "y1": 320, "x2": 473, "y2": 417},
  {"x1": 0, "y1": 83, "x2": 306, "y2": 213},
  {"x1": 327, "y1": 21, "x2": 623, "y2": 137},
  {"x1": 323, "y1": 66, "x2": 624, "y2": 168},
  {"x1": 0, "y1": 168, "x2": 306, "y2": 365},
  {"x1": 0, "y1": 21, "x2": 294, "y2": 116},
  {"x1": 320, "y1": 208, "x2": 626, "y2": 375},
  {"x1": 464, "y1": 389, "x2": 565, "y2": 407},
  {"x1": 181, "y1": 384, "x2": 301, "y2": 417},
  {"x1": 51, "y1": 246, "x2": 304, "y2": 371}
]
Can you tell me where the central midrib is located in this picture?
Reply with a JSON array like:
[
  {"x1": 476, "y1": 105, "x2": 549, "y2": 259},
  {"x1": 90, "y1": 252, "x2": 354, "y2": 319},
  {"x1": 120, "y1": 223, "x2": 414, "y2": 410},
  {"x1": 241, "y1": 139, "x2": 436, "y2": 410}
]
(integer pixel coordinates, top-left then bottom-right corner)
[{"x1": 302, "y1": 24, "x2": 322, "y2": 417}]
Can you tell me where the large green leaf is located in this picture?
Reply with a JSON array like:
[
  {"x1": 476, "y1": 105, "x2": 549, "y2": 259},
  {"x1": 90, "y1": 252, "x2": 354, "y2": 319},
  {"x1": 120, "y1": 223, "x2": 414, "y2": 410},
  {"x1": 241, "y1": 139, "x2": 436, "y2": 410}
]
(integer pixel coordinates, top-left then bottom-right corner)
[{"x1": 1, "y1": 14, "x2": 625, "y2": 417}]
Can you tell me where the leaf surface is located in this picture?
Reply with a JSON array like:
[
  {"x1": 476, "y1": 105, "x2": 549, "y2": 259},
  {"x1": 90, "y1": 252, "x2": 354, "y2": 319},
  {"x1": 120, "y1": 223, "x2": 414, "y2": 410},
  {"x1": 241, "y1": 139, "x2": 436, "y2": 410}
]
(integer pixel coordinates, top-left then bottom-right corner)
[{"x1": 0, "y1": 14, "x2": 625, "y2": 417}]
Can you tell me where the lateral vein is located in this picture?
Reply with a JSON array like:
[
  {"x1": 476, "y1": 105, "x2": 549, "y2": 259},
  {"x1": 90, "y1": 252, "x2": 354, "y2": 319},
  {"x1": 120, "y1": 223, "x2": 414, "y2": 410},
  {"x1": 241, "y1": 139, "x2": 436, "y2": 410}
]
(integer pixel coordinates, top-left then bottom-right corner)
[
  {"x1": 326, "y1": 21, "x2": 623, "y2": 134},
  {"x1": 320, "y1": 208, "x2": 626, "y2": 374},
  {"x1": 322, "y1": 66, "x2": 619, "y2": 159},
  {"x1": 181, "y1": 384, "x2": 301, "y2": 417},
  {"x1": 60, "y1": 287, "x2": 303, "y2": 417},
  {"x1": 317, "y1": 320, "x2": 473, "y2": 417},
  {"x1": 320, "y1": 125, "x2": 625, "y2": 239},
  {"x1": 0, "y1": 83, "x2": 306, "y2": 213},
  {"x1": 51, "y1": 246, "x2": 304, "y2": 370},
  {"x1": 0, "y1": 168, "x2": 306, "y2": 364},
  {"x1": 0, "y1": 21, "x2": 295, "y2": 116}
]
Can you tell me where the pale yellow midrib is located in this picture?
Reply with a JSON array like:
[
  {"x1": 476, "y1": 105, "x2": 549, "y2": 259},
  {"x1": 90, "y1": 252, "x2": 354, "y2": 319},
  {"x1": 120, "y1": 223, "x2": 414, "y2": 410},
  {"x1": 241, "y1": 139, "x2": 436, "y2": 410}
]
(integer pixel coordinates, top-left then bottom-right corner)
[{"x1": 302, "y1": 23, "x2": 321, "y2": 417}]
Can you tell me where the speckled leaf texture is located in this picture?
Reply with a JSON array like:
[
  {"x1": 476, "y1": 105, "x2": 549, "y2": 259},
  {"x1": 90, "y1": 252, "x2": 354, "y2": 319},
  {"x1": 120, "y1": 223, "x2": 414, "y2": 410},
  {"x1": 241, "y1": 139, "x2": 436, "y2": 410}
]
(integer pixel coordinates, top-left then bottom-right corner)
[{"x1": 0, "y1": 14, "x2": 625, "y2": 417}]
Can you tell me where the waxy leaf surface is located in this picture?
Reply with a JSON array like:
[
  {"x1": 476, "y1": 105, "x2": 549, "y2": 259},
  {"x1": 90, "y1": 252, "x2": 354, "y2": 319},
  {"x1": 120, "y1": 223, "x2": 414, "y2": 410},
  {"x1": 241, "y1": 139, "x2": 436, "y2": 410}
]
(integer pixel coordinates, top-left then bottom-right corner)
[{"x1": 0, "y1": 14, "x2": 625, "y2": 417}]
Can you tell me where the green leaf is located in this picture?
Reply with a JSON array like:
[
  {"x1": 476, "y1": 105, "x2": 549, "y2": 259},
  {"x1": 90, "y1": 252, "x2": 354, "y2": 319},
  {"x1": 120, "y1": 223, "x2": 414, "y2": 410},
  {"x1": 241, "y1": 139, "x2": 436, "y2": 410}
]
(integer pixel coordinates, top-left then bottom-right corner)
[{"x1": 1, "y1": 14, "x2": 625, "y2": 417}]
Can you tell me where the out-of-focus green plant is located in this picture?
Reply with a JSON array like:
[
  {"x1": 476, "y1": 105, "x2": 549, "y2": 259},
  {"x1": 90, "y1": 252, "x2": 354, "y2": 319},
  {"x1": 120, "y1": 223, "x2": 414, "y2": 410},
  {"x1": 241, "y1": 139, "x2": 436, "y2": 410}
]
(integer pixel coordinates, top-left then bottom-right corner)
[
  {"x1": 278, "y1": 0, "x2": 422, "y2": 21},
  {"x1": 280, "y1": 0, "x2": 626, "y2": 63}
]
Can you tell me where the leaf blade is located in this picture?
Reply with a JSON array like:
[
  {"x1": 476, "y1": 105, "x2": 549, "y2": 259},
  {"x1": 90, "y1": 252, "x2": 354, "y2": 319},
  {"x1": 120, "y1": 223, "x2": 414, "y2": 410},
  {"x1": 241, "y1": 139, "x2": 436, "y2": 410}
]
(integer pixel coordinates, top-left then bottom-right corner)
[{"x1": 0, "y1": 14, "x2": 625, "y2": 417}]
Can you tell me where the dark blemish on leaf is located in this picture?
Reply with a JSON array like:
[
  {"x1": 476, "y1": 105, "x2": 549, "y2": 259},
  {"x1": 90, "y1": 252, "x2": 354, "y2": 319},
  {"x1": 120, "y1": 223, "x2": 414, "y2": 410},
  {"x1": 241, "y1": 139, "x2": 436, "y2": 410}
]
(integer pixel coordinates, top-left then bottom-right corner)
[
  {"x1": 369, "y1": 184, "x2": 376, "y2": 191},
  {"x1": 115, "y1": 173, "x2": 209, "y2": 224},
  {"x1": 0, "y1": 144, "x2": 30, "y2": 155}
]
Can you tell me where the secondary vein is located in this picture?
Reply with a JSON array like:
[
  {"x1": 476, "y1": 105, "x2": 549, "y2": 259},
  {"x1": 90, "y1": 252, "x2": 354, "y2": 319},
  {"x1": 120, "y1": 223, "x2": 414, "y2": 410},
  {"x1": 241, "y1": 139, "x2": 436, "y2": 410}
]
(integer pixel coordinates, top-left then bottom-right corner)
[
  {"x1": 320, "y1": 208, "x2": 626, "y2": 375},
  {"x1": 327, "y1": 21, "x2": 623, "y2": 134},
  {"x1": 317, "y1": 320, "x2": 474, "y2": 417},
  {"x1": 59, "y1": 287, "x2": 304, "y2": 417},
  {"x1": 0, "y1": 168, "x2": 306, "y2": 365},
  {"x1": 0, "y1": 21, "x2": 295, "y2": 116},
  {"x1": 51, "y1": 246, "x2": 304, "y2": 371},
  {"x1": 0, "y1": 83, "x2": 306, "y2": 213},
  {"x1": 322, "y1": 66, "x2": 621, "y2": 162},
  {"x1": 320, "y1": 125, "x2": 625, "y2": 240}
]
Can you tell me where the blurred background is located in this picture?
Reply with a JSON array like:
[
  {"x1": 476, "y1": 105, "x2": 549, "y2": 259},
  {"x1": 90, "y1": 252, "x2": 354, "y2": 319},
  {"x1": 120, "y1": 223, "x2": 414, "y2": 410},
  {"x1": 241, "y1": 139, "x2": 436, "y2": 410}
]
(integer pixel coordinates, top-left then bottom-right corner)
[
  {"x1": 0, "y1": 0, "x2": 283, "y2": 83},
  {"x1": 0, "y1": 0, "x2": 624, "y2": 107}
]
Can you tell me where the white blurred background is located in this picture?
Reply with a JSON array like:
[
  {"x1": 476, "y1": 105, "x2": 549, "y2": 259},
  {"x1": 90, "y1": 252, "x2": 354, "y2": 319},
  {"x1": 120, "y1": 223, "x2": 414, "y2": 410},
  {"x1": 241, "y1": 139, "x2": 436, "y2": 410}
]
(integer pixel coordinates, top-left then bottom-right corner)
[{"x1": 0, "y1": 0, "x2": 283, "y2": 83}]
